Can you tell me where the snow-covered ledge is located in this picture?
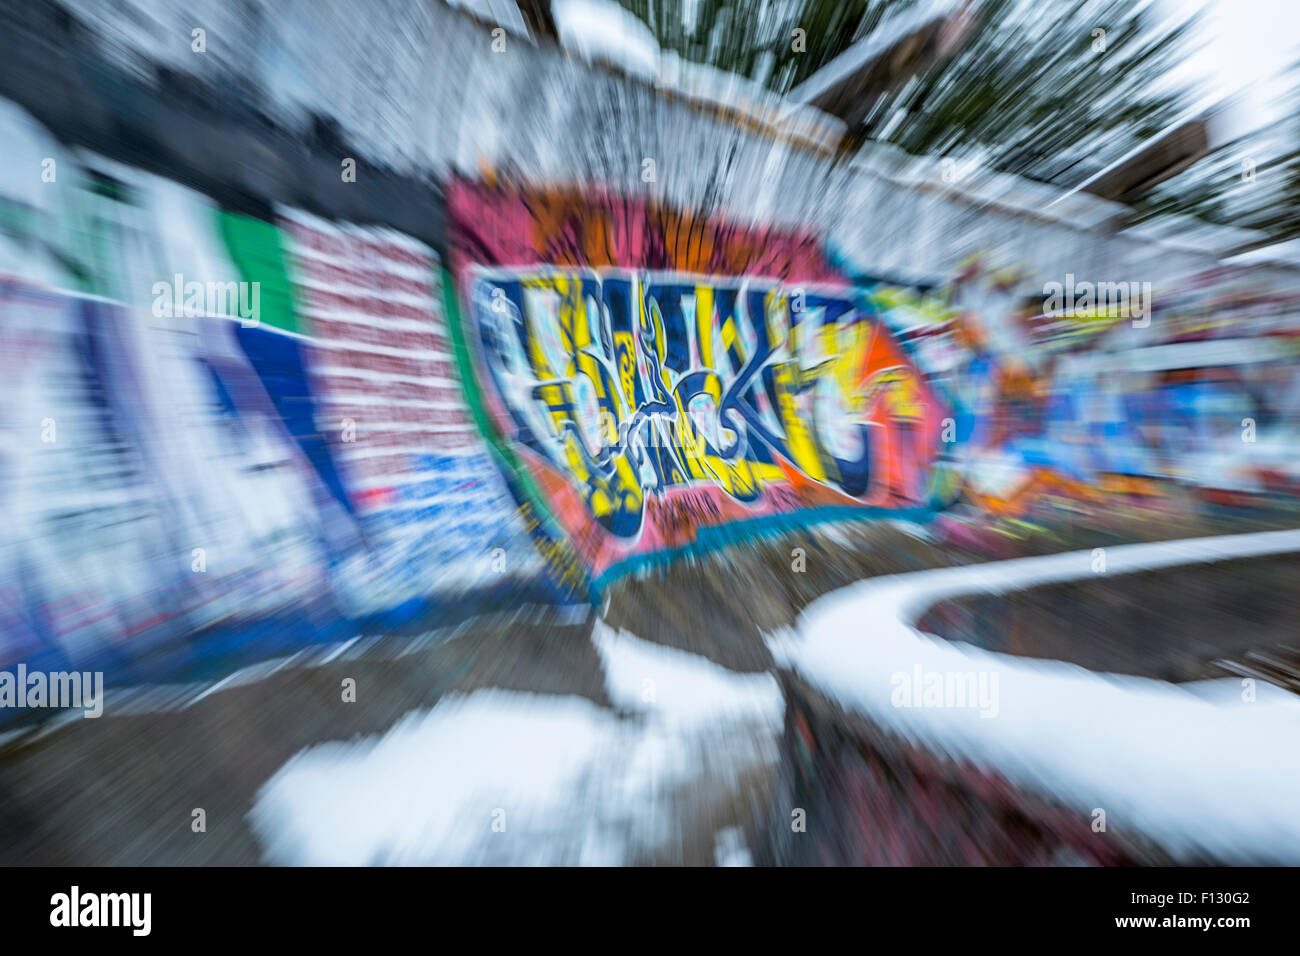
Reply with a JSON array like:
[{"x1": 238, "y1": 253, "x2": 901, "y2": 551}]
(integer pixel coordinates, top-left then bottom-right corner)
[{"x1": 771, "y1": 529, "x2": 1300, "y2": 863}]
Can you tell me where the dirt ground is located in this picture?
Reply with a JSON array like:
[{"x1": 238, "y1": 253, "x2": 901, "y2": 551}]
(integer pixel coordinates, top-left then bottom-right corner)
[{"x1": 1, "y1": 499, "x2": 1297, "y2": 865}]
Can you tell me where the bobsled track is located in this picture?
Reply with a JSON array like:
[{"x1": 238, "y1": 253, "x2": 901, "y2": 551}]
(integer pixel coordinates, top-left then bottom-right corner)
[
  {"x1": 4, "y1": 0, "x2": 1300, "y2": 865},
  {"x1": 2, "y1": 517, "x2": 1299, "y2": 866}
]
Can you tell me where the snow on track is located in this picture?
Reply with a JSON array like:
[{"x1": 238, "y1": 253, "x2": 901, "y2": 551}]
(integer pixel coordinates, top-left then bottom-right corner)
[{"x1": 772, "y1": 529, "x2": 1300, "y2": 862}]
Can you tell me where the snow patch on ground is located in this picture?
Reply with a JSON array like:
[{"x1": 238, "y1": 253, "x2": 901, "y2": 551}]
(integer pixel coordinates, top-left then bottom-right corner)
[
  {"x1": 593, "y1": 620, "x2": 783, "y2": 728},
  {"x1": 251, "y1": 624, "x2": 783, "y2": 865},
  {"x1": 250, "y1": 691, "x2": 627, "y2": 865},
  {"x1": 713, "y1": 826, "x2": 754, "y2": 867}
]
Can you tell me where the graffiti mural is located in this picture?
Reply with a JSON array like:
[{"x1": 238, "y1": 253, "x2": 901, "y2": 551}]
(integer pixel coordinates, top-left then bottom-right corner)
[
  {"x1": 449, "y1": 183, "x2": 948, "y2": 581},
  {"x1": 0, "y1": 138, "x2": 575, "y2": 686},
  {"x1": 274, "y1": 208, "x2": 543, "y2": 612}
]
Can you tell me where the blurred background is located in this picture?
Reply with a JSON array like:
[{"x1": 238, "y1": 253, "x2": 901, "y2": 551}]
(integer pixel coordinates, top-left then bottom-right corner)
[{"x1": 0, "y1": 0, "x2": 1298, "y2": 865}]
